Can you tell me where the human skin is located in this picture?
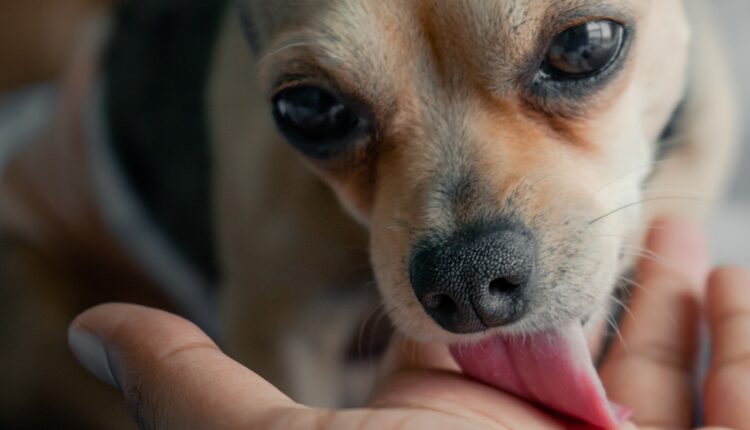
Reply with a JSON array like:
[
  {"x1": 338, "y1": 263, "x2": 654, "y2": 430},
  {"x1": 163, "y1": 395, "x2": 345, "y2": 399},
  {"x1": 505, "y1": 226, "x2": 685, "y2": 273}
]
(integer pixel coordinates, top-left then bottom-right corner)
[{"x1": 69, "y1": 219, "x2": 750, "y2": 430}]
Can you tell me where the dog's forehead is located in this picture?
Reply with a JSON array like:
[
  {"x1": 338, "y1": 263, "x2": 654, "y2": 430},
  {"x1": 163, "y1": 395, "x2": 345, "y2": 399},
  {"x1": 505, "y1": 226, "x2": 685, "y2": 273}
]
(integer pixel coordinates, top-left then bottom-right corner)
[
  {"x1": 245, "y1": 0, "x2": 645, "y2": 96},
  {"x1": 244, "y1": 0, "x2": 644, "y2": 48}
]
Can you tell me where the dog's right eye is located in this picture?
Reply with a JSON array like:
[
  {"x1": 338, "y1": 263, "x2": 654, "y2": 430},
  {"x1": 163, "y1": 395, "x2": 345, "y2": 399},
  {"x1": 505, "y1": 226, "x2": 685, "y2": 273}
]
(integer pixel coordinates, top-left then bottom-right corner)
[{"x1": 272, "y1": 86, "x2": 364, "y2": 158}]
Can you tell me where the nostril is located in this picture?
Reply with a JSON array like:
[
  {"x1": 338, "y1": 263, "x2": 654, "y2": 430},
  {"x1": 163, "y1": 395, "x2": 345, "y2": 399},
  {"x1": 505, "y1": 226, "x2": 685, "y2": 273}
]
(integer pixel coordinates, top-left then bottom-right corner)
[
  {"x1": 424, "y1": 293, "x2": 458, "y2": 316},
  {"x1": 410, "y1": 224, "x2": 535, "y2": 333},
  {"x1": 488, "y1": 277, "x2": 521, "y2": 297}
]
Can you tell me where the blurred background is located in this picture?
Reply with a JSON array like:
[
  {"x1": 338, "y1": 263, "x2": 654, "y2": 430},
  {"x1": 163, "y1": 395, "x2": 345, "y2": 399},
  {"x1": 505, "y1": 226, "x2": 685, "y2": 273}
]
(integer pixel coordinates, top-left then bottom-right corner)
[
  {"x1": 706, "y1": 0, "x2": 750, "y2": 267},
  {"x1": 0, "y1": 1, "x2": 110, "y2": 93}
]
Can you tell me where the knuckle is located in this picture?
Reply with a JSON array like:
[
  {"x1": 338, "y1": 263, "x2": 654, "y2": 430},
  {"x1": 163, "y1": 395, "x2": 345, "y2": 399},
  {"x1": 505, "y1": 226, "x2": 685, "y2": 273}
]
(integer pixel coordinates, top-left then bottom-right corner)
[
  {"x1": 713, "y1": 310, "x2": 750, "y2": 332},
  {"x1": 629, "y1": 342, "x2": 692, "y2": 373},
  {"x1": 711, "y1": 351, "x2": 750, "y2": 377}
]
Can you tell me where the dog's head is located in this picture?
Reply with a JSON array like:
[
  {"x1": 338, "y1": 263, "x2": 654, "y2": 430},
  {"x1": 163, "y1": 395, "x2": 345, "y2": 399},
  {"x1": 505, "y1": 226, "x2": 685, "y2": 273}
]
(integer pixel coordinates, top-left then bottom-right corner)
[{"x1": 240, "y1": 0, "x2": 690, "y2": 344}]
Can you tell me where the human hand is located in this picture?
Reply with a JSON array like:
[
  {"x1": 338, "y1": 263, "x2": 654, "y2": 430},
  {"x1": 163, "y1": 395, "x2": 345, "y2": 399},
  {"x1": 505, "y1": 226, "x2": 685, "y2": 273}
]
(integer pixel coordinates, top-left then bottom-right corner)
[{"x1": 68, "y1": 219, "x2": 750, "y2": 429}]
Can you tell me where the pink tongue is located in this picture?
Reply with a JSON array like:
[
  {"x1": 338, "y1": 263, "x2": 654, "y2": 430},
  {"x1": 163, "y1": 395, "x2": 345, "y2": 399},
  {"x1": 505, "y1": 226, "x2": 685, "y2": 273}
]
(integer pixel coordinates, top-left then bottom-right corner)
[{"x1": 450, "y1": 323, "x2": 631, "y2": 429}]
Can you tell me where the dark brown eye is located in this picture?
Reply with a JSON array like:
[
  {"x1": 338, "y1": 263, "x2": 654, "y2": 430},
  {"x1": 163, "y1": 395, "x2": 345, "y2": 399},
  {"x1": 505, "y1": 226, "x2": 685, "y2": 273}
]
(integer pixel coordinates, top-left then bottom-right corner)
[
  {"x1": 272, "y1": 86, "x2": 364, "y2": 157},
  {"x1": 545, "y1": 20, "x2": 625, "y2": 78},
  {"x1": 273, "y1": 87, "x2": 358, "y2": 141}
]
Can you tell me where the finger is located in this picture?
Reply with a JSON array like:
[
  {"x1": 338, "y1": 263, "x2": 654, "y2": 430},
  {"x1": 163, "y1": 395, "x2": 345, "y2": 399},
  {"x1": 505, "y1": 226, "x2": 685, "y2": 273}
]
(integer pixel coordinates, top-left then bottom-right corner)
[
  {"x1": 69, "y1": 304, "x2": 308, "y2": 430},
  {"x1": 703, "y1": 267, "x2": 750, "y2": 428},
  {"x1": 600, "y1": 218, "x2": 709, "y2": 428}
]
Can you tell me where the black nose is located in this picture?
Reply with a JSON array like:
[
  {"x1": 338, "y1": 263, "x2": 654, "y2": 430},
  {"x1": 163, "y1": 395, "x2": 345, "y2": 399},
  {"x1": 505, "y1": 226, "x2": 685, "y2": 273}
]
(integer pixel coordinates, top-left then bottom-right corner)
[{"x1": 409, "y1": 224, "x2": 535, "y2": 333}]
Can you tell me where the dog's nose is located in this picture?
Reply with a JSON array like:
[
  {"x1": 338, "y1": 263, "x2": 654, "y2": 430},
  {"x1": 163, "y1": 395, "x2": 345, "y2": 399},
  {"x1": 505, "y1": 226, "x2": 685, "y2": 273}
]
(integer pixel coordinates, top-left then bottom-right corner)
[{"x1": 410, "y1": 225, "x2": 535, "y2": 334}]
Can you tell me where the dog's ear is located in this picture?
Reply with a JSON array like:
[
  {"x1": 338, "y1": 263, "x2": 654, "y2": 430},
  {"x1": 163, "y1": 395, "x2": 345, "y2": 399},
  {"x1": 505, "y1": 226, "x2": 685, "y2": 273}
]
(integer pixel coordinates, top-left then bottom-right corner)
[
  {"x1": 236, "y1": 0, "x2": 298, "y2": 53},
  {"x1": 236, "y1": 0, "x2": 263, "y2": 53}
]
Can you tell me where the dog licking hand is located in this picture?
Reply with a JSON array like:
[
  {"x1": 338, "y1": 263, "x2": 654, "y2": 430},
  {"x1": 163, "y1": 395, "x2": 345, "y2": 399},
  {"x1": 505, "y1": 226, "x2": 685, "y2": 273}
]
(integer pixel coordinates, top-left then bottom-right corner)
[{"x1": 222, "y1": 0, "x2": 736, "y2": 426}]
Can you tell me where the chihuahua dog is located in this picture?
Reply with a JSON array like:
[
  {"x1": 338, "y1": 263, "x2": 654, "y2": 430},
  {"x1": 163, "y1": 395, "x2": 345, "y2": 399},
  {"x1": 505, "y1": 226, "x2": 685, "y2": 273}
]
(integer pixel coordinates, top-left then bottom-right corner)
[{"x1": 0, "y1": 0, "x2": 738, "y2": 428}]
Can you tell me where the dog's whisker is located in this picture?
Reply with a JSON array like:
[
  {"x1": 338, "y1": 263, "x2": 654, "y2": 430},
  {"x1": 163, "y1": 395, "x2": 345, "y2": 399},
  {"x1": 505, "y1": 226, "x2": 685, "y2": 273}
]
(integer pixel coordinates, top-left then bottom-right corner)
[
  {"x1": 620, "y1": 245, "x2": 670, "y2": 263},
  {"x1": 356, "y1": 302, "x2": 386, "y2": 361},
  {"x1": 592, "y1": 152, "x2": 690, "y2": 196},
  {"x1": 605, "y1": 312, "x2": 629, "y2": 354},
  {"x1": 576, "y1": 289, "x2": 630, "y2": 353},
  {"x1": 589, "y1": 196, "x2": 712, "y2": 225},
  {"x1": 640, "y1": 185, "x2": 706, "y2": 194},
  {"x1": 618, "y1": 276, "x2": 679, "y2": 329},
  {"x1": 591, "y1": 219, "x2": 687, "y2": 240},
  {"x1": 368, "y1": 308, "x2": 393, "y2": 362},
  {"x1": 595, "y1": 183, "x2": 708, "y2": 214},
  {"x1": 619, "y1": 247, "x2": 677, "y2": 272},
  {"x1": 600, "y1": 186, "x2": 707, "y2": 201},
  {"x1": 593, "y1": 161, "x2": 666, "y2": 196},
  {"x1": 609, "y1": 294, "x2": 638, "y2": 329}
]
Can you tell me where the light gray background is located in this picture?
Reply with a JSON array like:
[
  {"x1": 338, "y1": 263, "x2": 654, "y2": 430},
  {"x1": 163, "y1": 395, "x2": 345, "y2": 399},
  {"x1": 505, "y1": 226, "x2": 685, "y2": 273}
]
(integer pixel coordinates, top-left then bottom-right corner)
[
  {"x1": 708, "y1": 1, "x2": 749, "y2": 267},
  {"x1": 715, "y1": 1, "x2": 750, "y2": 202}
]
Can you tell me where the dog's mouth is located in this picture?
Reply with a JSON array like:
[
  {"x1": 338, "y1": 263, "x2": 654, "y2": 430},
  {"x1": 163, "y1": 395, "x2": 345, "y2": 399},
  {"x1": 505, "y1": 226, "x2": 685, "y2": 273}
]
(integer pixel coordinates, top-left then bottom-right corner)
[{"x1": 450, "y1": 321, "x2": 630, "y2": 429}]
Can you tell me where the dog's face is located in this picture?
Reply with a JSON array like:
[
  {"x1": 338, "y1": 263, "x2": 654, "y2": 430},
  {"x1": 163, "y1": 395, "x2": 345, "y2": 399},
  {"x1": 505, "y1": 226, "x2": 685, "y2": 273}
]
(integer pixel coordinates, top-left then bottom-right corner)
[{"x1": 240, "y1": 0, "x2": 690, "y2": 343}]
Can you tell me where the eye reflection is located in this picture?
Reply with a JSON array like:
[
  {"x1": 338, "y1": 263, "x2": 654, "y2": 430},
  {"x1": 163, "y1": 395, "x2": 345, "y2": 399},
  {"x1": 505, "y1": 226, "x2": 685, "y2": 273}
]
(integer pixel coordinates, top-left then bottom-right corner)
[
  {"x1": 271, "y1": 86, "x2": 366, "y2": 157},
  {"x1": 546, "y1": 20, "x2": 625, "y2": 78}
]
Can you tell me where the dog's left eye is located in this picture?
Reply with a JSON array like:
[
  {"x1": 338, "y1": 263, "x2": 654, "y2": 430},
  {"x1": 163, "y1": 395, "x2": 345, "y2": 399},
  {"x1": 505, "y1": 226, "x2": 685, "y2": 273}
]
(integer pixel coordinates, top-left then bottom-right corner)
[{"x1": 544, "y1": 20, "x2": 625, "y2": 79}]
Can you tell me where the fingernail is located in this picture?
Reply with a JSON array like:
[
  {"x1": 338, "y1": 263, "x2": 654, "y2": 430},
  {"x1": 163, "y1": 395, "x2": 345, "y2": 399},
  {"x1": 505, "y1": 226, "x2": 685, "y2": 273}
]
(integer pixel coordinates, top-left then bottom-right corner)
[{"x1": 68, "y1": 325, "x2": 119, "y2": 388}]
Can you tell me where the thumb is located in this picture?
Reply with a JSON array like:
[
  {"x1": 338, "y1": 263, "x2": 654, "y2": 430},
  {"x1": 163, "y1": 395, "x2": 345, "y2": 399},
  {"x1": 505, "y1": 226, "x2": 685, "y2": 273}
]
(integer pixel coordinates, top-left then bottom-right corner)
[{"x1": 68, "y1": 304, "x2": 305, "y2": 430}]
